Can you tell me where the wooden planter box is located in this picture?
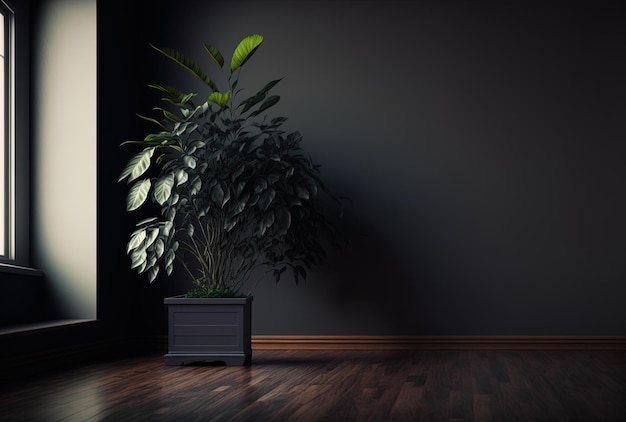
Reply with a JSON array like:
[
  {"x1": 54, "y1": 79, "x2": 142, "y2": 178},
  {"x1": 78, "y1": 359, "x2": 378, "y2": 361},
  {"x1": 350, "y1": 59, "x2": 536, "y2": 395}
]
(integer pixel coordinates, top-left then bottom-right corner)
[{"x1": 163, "y1": 296, "x2": 252, "y2": 366}]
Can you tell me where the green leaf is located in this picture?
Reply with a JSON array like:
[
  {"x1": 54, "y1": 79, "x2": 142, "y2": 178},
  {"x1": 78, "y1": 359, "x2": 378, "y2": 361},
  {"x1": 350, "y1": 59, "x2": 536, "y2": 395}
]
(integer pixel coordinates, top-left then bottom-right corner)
[
  {"x1": 130, "y1": 249, "x2": 147, "y2": 270},
  {"x1": 154, "y1": 238, "x2": 165, "y2": 258},
  {"x1": 305, "y1": 178, "x2": 319, "y2": 197},
  {"x1": 183, "y1": 155, "x2": 197, "y2": 169},
  {"x1": 258, "y1": 78, "x2": 282, "y2": 96},
  {"x1": 154, "y1": 174, "x2": 174, "y2": 205},
  {"x1": 230, "y1": 34, "x2": 264, "y2": 72},
  {"x1": 126, "y1": 179, "x2": 152, "y2": 211},
  {"x1": 136, "y1": 113, "x2": 166, "y2": 130},
  {"x1": 119, "y1": 148, "x2": 154, "y2": 183},
  {"x1": 224, "y1": 216, "x2": 239, "y2": 232},
  {"x1": 268, "y1": 173, "x2": 281, "y2": 185},
  {"x1": 150, "y1": 44, "x2": 218, "y2": 91},
  {"x1": 165, "y1": 249, "x2": 176, "y2": 269},
  {"x1": 127, "y1": 230, "x2": 146, "y2": 253},
  {"x1": 239, "y1": 78, "x2": 282, "y2": 114},
  {"x1": 175, "y1": 169, "x2": 188, "y2": 186},
  {"x1": 295, "y1": 265, "x2": 307, "y2": 283},
  {"x1": 254, "y1": 178, "x2": 268, "y2": 193},
  {"x1": 208, "y1": 90, "x2": 231, "y2": 107},
  {"x1": 258, "y1": 188, "x2": 276, "y2": 211},
  {"x1": 260, "y1": 211, "x2": 275, "y2": 235},
  {"x1": 295, "y1": 185, "x2": 309, "y2": 200},
  {"x1": 148, "y1": 265, "x2": 159, "y2": 282},
  {"x1": 250, "y1": 95, "x2": 280, "y2": 117},
  {"x1": 141, "y1": 228, "x2": 159, "y2": 251},
  {"x1": 232, "y1": 163, "x2": 247, "y2": 181},
  {"x1": 211, "y1": 183, "x2": 225, "y2": 206},
  {"x1": 240, "y1": 91, "x2": 266, "y2": 114},
  {"x1": 275, "y1": 208, "x2": 292, "y2": 235},
  {"x1": 190, "y1": 177, "x2": 202, "y2": 195},
  {"x1": 153, "y1": 107, "x2": 181, "y2": 123},
  {"x1": 149, "y1": 84, "x2": 196, "y2": 106},
  {"x1": 135, "y1": 217, "x2": 158, "y2": 227},
  {"x1": 204, "y1": 43, "x2": 224, "y2": 68},
  {"x1": 161, "y1": 221, "x2": 174, "y2": 237}
]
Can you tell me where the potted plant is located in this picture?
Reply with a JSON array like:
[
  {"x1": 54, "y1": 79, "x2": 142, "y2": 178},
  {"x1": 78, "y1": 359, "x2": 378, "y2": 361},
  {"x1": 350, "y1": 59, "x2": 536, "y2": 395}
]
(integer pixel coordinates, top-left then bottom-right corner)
[{"x1": 118, "y1": 34, "x2": 341, "y2": 365}]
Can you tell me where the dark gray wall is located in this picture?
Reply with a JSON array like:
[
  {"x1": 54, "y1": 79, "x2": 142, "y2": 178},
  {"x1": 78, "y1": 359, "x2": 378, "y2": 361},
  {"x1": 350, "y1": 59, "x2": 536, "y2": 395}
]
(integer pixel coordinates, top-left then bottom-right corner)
[{"x1": 104, "y1": 0, "x2": 626, "y2": 336}]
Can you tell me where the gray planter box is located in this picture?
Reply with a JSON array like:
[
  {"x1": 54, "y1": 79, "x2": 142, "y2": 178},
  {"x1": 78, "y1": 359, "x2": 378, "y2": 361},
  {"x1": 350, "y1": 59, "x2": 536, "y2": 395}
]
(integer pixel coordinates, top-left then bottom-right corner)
[{"x1": 163, "y1": 296, "x2": 252, "y2": 366}]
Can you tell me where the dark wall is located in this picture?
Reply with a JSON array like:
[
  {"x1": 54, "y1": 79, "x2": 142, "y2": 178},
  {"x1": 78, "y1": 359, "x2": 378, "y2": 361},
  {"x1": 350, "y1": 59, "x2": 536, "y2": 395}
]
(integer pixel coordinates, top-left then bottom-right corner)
[{"x1": 99, "y1": 0, "x2": 626, "y2": 336}]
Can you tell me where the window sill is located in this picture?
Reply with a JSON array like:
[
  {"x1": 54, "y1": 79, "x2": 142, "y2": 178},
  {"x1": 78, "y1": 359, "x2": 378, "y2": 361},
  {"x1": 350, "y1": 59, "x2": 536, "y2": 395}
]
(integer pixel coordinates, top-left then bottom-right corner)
[
  {"x1": 0, "y1": 263, "x2": 43, "y2": 277},
  {"x1": 0, "y1": 319, "x2": 96, "y2": 336}
]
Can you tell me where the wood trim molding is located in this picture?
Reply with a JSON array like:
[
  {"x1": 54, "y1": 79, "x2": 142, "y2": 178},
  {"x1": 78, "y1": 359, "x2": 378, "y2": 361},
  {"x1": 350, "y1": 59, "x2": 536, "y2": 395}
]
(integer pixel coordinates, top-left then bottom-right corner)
[{"x1": 251, "y1": 335, "x2": 626, "y2": 350}]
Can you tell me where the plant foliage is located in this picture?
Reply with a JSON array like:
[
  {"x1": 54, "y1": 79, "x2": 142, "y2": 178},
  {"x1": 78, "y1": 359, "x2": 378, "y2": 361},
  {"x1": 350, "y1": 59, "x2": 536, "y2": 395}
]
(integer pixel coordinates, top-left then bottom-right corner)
[{"x1": 119, "y1": 34, "x2": 341, "y2": 297}]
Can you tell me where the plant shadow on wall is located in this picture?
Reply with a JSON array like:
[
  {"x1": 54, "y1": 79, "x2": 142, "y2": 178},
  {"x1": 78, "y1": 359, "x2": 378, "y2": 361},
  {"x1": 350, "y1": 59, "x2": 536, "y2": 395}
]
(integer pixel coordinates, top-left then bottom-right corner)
[
  {"x1": 316, "y1": 192, "x2": 433, "y2": 335},
  {"x1": 118, "y1": 34, "x2": 343, "y2": 299}
]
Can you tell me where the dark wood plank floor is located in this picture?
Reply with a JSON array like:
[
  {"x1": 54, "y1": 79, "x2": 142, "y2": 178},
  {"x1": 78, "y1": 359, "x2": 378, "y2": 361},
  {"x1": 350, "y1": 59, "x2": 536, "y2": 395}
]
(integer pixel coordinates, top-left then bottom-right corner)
[{"x1": 0, "y1": 349, "x2": 625, "y2": 421}]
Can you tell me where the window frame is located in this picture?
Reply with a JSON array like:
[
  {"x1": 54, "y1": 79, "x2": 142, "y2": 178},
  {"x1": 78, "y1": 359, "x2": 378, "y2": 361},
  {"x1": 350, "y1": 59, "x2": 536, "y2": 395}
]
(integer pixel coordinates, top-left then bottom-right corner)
[
  {"x1": 0, "y1": 0, "x2": 28, "y2": 268},
  {"x1": 0, "y1": 0, "x2": 13, "y2": 262}
]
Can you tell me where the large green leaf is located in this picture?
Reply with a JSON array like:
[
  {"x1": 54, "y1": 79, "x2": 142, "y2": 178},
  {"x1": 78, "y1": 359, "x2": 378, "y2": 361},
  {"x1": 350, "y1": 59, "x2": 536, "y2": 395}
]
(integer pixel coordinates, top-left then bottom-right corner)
[
  {"x1": 150, "y1": 44, "x2": 218, "y2": 91},
  {"x1": 250, "y1": 95, "x2": 280, "y2": 117},
  {"x1": 239, "y1": 91, "x2": 266, "y2": 114},
  {"x1": 126, "y1": 179, "x2": 152, "y2": 211},
  {"x1": 208, "y1": 90, "x2": 231, "y2": 107},
  {"x1": 118, "y1": 148, "x2": 154, "y2": 183},
  {"x1": 239, "y1": 79, "x2": 282, "y2": 114},
  {"x1": 230, "y1": 34, "x2": 264, "y2": 72},
  {"x1": 204, "y1": 43, "x2": 224, "y2": 68}
]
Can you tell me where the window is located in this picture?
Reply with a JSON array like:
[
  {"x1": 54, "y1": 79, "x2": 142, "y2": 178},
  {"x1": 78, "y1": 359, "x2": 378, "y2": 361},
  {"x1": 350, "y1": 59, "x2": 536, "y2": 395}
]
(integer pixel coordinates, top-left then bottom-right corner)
[{"x1": 0, "y1": 1, "x2": 12, "y2": 261}]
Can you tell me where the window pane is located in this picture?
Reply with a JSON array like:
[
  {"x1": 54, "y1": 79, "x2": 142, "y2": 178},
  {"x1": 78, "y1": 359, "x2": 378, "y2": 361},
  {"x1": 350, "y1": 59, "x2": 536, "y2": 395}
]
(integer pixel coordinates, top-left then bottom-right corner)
[{"x1": 0, "y1": 10, "x2": 4, "y2": 257}]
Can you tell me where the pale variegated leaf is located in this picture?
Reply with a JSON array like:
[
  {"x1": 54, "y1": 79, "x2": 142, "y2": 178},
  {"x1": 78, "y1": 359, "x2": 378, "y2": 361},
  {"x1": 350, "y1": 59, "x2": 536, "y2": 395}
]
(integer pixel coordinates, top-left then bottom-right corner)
[
  {"x1": 183, "y1": 155, "x2": 197, "y2": 169},
  {"x1": 148, "y1": 265, "x2": 159, "y2": 282},
  {"x1": 130, "y1": 249, "x2": 147, "y2": 269},
  {"x1": 140, "y1": 228, "x2": 159, "y2": 251},
  {"x1": 119, "y1": 148, "x2": 154, "y2": 183},
  {"x1": 154, "y1": 174, "x2": 175, "y2": 205},
  {"x1": 154, "y1": 238, "x2": 165, "y2": 258},
  {"x1": 165, "y1": 249, "x2": 176, "y2": 268},
  {"x1": 127, "y1": 229, "x2": 146, "y2": 253},
  {"x1": 126, "y1": 179, "x2": 152, "y2": 211},
  {"x1": 175, "y1": 169, "x2": 188, "y2": 186}
]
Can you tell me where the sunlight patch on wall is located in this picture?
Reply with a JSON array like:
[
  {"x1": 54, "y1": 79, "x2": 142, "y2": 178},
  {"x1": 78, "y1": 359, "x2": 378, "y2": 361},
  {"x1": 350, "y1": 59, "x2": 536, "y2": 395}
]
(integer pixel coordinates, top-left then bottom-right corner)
[{"x1": 34, "y1": 0, "x2": 97, "y2": 319}]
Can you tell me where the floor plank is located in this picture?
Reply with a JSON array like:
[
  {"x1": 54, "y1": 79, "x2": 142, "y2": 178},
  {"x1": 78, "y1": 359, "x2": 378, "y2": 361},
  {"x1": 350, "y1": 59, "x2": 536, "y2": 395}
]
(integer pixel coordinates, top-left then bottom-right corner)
[{"x1": 0, "y1": 350, "x2": 624, "y2": 421}]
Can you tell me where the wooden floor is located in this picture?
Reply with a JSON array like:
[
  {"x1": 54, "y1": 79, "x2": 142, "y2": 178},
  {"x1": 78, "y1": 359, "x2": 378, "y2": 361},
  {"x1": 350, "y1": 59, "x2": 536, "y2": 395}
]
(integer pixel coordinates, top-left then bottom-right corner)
[{"x1": 0, "y1": 349, "x2": 625, "y2": 421}]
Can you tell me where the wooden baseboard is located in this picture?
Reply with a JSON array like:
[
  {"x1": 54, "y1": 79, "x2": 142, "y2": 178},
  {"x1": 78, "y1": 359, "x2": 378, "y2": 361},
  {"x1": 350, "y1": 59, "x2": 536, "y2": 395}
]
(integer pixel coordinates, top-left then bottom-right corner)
[{"x1": 251, "y1": 335, "x2": 626, "y2": 350}]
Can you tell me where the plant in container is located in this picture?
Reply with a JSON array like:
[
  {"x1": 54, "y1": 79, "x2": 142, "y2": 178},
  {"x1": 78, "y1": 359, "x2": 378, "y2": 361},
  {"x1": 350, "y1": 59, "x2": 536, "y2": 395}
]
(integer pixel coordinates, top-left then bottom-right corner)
[{"x1": 118, "y1": 34, "x2": 341, "y2": 365}]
